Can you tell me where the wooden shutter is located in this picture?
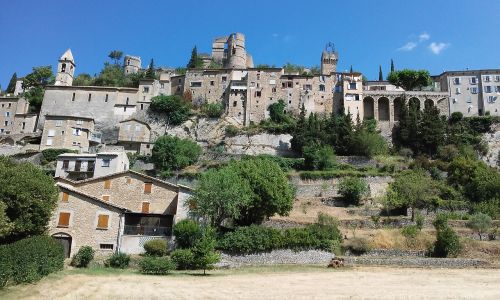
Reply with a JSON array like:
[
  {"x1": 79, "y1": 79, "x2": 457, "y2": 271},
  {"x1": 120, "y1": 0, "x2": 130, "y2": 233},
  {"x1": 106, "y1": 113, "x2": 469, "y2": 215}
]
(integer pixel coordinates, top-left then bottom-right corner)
[
  {"x1": 141, "y1": 202, "x2": 150, "y2": 213},
  {"x1": 102, "y1": 195, "x2": 110, "y2": 202},
  {"x1": 58, "y1": 212, "x2": 70, "y2": 227},
  {"x1": 97, "y1": 214, "x2": 109, "y2": 229},
  {"x1": 144, "y1": 182, "x2": 152, "y2": 194},
  {"x1": 61, "y1": 192, "x2": 69, "y2": 202},
  {"x1": 104, "y1": 180, "x2": 111, "y2": 189}
]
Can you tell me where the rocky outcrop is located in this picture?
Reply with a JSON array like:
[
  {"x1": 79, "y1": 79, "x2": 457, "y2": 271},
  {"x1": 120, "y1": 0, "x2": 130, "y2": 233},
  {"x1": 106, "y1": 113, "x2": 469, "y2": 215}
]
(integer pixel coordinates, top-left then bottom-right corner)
[
  {"x1": 224, "y1": 133, "x2": 293, "y2": 156},
  {"x1": 482, "y1": 123, "x2": 500, "y2": 167}
]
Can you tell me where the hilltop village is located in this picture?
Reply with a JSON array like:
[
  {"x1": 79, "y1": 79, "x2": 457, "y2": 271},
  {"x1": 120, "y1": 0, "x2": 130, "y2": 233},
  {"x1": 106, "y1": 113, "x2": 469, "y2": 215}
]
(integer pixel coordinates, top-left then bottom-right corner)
[{"x1": 0, "y1": 32, "x2": 499, "y2": 274}]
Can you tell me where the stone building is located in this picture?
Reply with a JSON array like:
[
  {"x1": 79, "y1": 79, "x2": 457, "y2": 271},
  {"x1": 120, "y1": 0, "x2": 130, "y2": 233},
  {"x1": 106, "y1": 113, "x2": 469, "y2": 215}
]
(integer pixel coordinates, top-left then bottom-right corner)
[
  {"x1": 211, "y1": 33, "x2": 254, "y2": 69},
  {"x1": 0, "y1": 96, "x2": 37, "y2": 135},
  {"x1": 39, "y1": 115, "x2": 101, "y2": 152},
  {"x1": 49, "y1": 170, "x2": 192, "y2": 257},
  {"x1": 117, "y1": 118, "x2": 152, "y2": 154},
  {"x1": 436, "y1": 69, "x2": 500, "y2": 116},
  {"x1": 124, "y1": 55, "x2": 142, "y2": 75},
  {"x1": 55, "y1": 150, "x2": 129, "y2": 180}
]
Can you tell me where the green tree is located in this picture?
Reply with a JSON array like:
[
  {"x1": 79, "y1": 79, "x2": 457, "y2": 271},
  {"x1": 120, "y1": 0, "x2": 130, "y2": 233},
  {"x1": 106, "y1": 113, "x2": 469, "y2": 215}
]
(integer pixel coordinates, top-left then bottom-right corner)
[
  {"x1": 191, "y1": 227, "x2": 220, "y2": 275},
  {"x1": 173, "y1": 219, "x2": 202, "y2": 248},
  {"x1": 0, "y1": 201, "x2": 13, "y2": 238},
  {"x1": 94, "y1": 63, "x2": 127, "y2": 87},
  {"x1": 338, "y1": 177, "x2": 369, "y2": 206},
  {"x1": 73, "y1": 73, "x2": 94, "y2": 86},
  {"x1": 390, "y1": 59, "x2": 395, "y2": 72},
  {"x1": 432, "y1": 216, "x2": 462, "y2": 257},
  {"x1": 22, "y1": 66, "x2": 54, "y2": 111},
  {"x1": 108, "y1": 50, "x2": 123, "y2": 65},
  {"x1": 6, "y1": 72, "x2": 17, "y2": 93},
  {"x1": 385, "y1": 169, "x2": 438, "y2": 220},
  {"x1": 150, "y1": 95, "x2": 191, "y2": 125},
  {"x1": 145, "y1": 58, "x2": 155, "y2": 79},
  {"x1": 378, "y1": 65, "x2": 383, "y2": 81},
  {"x1": 468, "y1": 213, "x2": 492, "y2": 240},
  {"x1": 151, "y1": 135, "x2": 202, "y2": 174},
  {"x1": 302, "y1": 144, "x2": 336, "y2": 170},
  {"x1": 387, "y1": 69, "x2": 432, "y2": 91},
  {"x1": 187, "y1": 46, "x2": 204, "y2": 69},
  {"x1": 0, "y1": 156, "x2": 58, "y2": 242},
  {"x1": 268, "y1": 99, "x2": 287, "y2": 123},
  {"x1": 418, "y1": 104, "x2": 446, "y2": 155}
]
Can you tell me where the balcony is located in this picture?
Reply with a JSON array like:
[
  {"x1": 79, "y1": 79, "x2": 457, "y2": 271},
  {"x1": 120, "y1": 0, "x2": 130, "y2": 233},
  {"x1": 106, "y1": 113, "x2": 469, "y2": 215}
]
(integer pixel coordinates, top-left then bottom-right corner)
[
  {"x1": 89, "y1": 131, "x2": 102, "y2": 143},
  {"x1": 124, "y1": 225, "x2": 172, "y2": 236}
]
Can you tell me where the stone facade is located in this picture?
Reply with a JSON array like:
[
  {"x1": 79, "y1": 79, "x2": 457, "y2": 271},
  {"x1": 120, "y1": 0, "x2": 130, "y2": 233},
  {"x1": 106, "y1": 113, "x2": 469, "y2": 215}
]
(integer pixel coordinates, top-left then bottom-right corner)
[
  {"x1": 117, "y1": 118, "x2": 151, "y2": 153},
  {"x1": 40, "y1": 115, "x2": 99, "y2": 152},
  {"x1": 0, "y1": 96, "x2": 37, "y2": 135}
]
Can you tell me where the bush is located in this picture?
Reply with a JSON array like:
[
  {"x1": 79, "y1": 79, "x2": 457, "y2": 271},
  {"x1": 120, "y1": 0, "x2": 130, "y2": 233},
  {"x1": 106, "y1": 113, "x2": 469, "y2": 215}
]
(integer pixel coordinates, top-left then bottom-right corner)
[
  {"x1": 151, "y1": 135, "x2": 202, "y2": 173},
  {"x1": 343, "y1": 237, "x2": 372, "y2": 255},
  {"x1": 303, "y1": 144, "x2": 336, "y2": 170},
  {"x1": 71, "y1": 246, "x2": 95, "y2": 268},
  {"x1": 433, "y1": 226, "x2": 462, "y2": 257},
  {"x1": 143, "y1": 239, "x2": 168, "y2": 256},
  {"x1": 225, "y1": 125, "x2": 239, "y2": 137},
  {"x1": 401, "y1": 225, "x2": 419, "y2": 239},
  {"x1": 149, "y1": 95, "x2": 191, "y2": 126},
  {"x1": 468, "y1": 213, "x2": 492, "y2": 241},
  {"x1": 218, "y1": 225, "x2": 284, "y2": 254},
  {"x1": 104, "y1": 252, "x2": 131, "y2": 269},
  {"x1": 139, "y1": 257, "x2": 176, "y2": 275},
  {"x1": 173, "y1": 219, "x2": 202, "y2": 249},
  {"x1": 202, "y1": 102, "x2": 225, "y2": 118},
  {"x1": 170, "y1": 249, "x2": 194, "y2": 270},
  {"x1": 0, "y1": 236, "x2": 64, "y2": 287},
  {"x1": 41, "y1": 148, "x2": 77, "y2": 165},
  {"x1": 338, "y1": 177, "x2": 369, "y2": 206}
]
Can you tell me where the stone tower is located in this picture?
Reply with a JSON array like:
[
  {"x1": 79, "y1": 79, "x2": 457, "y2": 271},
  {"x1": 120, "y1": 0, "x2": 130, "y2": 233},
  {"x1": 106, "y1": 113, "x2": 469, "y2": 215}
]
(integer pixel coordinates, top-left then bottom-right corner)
[
  {"x1": 225, "y1": 33, "x2": 247, "y2": 69},
  {"x1": 320, "y1": 42, "x2": 338, "y2": 75},
  {"x1": 55, "y1": 49, "x2": 75, "y2": 86},
  {"x1": 124, "y1": 55, "x2": 142, "y2": 74}
]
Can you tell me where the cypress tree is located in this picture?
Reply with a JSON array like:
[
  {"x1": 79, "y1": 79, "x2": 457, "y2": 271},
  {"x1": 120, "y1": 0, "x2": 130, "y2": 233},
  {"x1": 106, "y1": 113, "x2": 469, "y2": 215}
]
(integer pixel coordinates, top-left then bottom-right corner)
[
  {"x1": 6, "y1": 72, "x2": 17, "y2": 93},
  {"x1": 187, "y1": 46, "x2": 198, "y2": 69},
  {"x1": 349, "y1": 65, "x2": 353, "y2": 73},
  {"x1": 390, "y1": 59, "x2": 395, "y2": 73},
  {"x1": 378, "y1": 65, "x2": 383, "y2": 81},
  {"x1": 145, "y1": 59, "x2": 155, "y2": 79}
]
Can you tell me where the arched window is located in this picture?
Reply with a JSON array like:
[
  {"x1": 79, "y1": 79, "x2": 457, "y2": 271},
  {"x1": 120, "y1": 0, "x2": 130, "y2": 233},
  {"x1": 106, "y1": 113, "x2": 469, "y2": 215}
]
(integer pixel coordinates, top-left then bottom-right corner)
[{"x1": 61, "y1": 63, "x2": 66, "y2": 72}]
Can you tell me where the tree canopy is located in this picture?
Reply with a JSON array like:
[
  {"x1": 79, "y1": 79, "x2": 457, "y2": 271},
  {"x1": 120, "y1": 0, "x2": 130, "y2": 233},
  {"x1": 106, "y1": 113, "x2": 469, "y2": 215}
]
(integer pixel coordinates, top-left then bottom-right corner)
[
  {"x1": 108, "y1": 50, "x2": 123, "y2": 65},
  {"x1": 149, "y1": 95, "x2": 191, "y2": 125},
  {"x1": 187, "y1": 46, "x2": 204, "y2": 69},
  {"x1": 151, "y1": 135, "x2": 202, "y2": 175},
  {"x1": 6, "y1": 72, "x2": 17, "y2": 94},
  {"x1": 387, "y1": 69, "x2": 431, "y2": 91},
  {"x1": 21, "y1": 66, "x2": 54, "y2": 111},
  {"x1": 0, "y1": 156, "x2": 59, "y2": 242}
]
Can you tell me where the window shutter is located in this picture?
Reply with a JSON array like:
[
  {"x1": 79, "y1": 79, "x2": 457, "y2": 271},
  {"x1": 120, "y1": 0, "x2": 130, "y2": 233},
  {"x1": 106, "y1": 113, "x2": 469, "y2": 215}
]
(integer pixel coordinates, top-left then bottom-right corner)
[
  {"x1": 102, "y1": 195, "x2": 110, "y2": 202},
  {"x1": 141, "y1": 202, "x2": 150, "y2": 213},
  {"x1": 58, "y1": 212, "x2": 70, "y2": 227},
  {"x1": 62, "y1": 192, "x2": 69, "y2": 202},
  {"x1": 144, "y1": 183, "x2": 152, "y2": 194},
  {"x1": 104, "y1": 180, "x2": 111, "y2": 189},
  {"x1": 97, "y1": 214, "x2": 109, "y2": 229}
]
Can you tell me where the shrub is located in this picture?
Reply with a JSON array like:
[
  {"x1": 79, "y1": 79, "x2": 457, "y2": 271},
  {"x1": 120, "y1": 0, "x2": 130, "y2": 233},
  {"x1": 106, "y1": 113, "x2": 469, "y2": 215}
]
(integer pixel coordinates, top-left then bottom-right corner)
[
  {"x1": 401, "y1": 225, "x2": 419, "y2": 239},
  {"x1": 139, "y1": 257, "x2": 176, "y2": 275},
  {"x1": 170, "y1": 249, "x2": 194, "y2": 270},
  {"x1": 71, "y1": 246, "x2": 95, "y2": 268},
  {"x1": 303, "y1": 144, "x2": 336, "y2": 170},
  {"x1": 468, "y1": 213, "x2": 492, "y2": 241},
  {"x1": 415, "y1": 211, "x2": 425, "y2": 231},
  {"x1": 338, "y1": 177, "x2": 369, "y2": 206},
  {"x1": 218, "y1": 225, "x2": 284, "y2": 254},
  {"x1": 343, "y1": 237, "x2": 372, "y2": 255},
  {"x1": 173, "y1": 219, "x2": 202, "y2": 249},
  {"x1": 202, "y1": 102, "x2": 225, "y2": 118},
  {"x1": 149, "y1": 95, "x2": 191, "y2": 125},
  {"x1": 433, "y1": 226, "x2": 462, "y2": 257},
  {"x1": 105, "y1": 252, "x2": 131, "y2": 269},
  {"x1": 143, "y1": 239, "x2": 168, "y2": 256},
  {"x1": 0, "y1": 236, "x2": 64, "y2": 287},
  {"x1": 41, "y1": 148, "x2": 77, "y2": 165},
  {"x1": 151, "y1": 135, "x2": 202, "y2": 173},
  {"x1": 225, "y1": 125, "x2": 239, "y2": 137}
]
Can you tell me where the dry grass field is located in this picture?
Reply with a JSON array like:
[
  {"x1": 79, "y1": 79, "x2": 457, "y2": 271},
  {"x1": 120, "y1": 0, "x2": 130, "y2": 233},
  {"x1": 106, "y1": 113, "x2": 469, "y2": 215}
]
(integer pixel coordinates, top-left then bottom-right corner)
[{"x1": 1, "y1": 266, "x2": 499, "y2": 300}]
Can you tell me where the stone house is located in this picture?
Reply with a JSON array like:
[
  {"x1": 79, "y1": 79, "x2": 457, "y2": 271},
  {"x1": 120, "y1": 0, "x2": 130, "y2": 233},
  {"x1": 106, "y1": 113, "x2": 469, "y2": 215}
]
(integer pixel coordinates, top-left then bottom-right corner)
[
  {"x1": 117, "y1": 118, "x2": 152, "y2": 155},
  {"x1": 50, "y1": 170, "x2": 192, "y2": 257},
  {"x1": 0, "y1": 96, "x2": 37, "y2": 135},
  {"x1": 40, "y1": 115, "x2": 101, "y2": 152},
  {"x1": 55, "y1": 151, "x2": 129, "y2": 180}
]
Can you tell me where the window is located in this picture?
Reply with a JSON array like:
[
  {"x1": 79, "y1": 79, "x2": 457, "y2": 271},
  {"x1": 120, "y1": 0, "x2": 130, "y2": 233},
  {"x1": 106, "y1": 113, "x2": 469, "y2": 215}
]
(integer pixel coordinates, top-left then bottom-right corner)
[
  {"x1": 102, "y1": 159, "x2": 110, "y2": 167},
  {"x1": 76, "y1": 119, "x2": 83, "y2": 125},
  {"x1": 485, "y1": 86, "x2": 492, "y2": 93},
  {"x1": 484, "y1": 75, "x2": 491, "y2": 82},
  {"x1": 4, "y1": 121, "x2": 8, "y2": 126},
  {"x1": 141, "y1": 202, "x2": 150, "y2": 213},
  {"x1": 57, "y1": 212, "x2": 70, "y2": 227},
  {"x1": 100, "y1": 244, "x2": 114, "y2": 250},
  {"x1": 55, "y1": 120, "x2": 63, "y2": 127},
  {"x1": 349, "y1": 83, "x2": 356, "y2": 90},
  {"x1": 72, "y1": 93, "x2": 75, "y2": 101},
  {"x1": 135, "y1": 125, "x2": 141, "y2": 132},
  {"x1": 257, "y1": 73, "x2": 261, "y2": 80},
  {"x1": 62, "y1": 192, "x2": 69, "y2": 202},
  {"x1": 105, "y1": 94, "x2": 109, "y2": 102},
  {"x1": 466, "y1": 97, "x2": 472, "y2": 103},
  {"x1": 222, "y1": 76, "x2": 227, "y2": 82},
  {"x1": 453, "y1": 77, "x2": 461, "y2": 85},
  {"x1": 144, "y1": 182, "x2": 152, "y2": 194},
  {"x1": 88, "y1": 94, "x2": 92, "y2": 102},
  {"x1": 488, "y1": 96, "x2": 497, "y2": 103},
  {"x1": 21, "y1": 122, "x2": 26, "y2": 130},
  {"x1": 495, "y1": 75, "x2": 500, "y2": 82},
  {"x1": 72, "y1": 128, "x2": 81, "y2": 136},
  {"x1": 48, "y1": 129, "x2": 55, "y2": 137},
  {"x1": 143, "y1": 86, "x2": 149, "y2": 93},
  {"x1": 272, "y1": 87, "x2": 277, "y2": 93},
  {"x1": 61, "y1": 63, "x2": 66, "y2": 72},
  {"x1": 104, "y1": 179, "x2": 111, "y2": 189},
  {"x1": 190, "y1": 82, "x2": 202, "y2": 87},
  {"x1": 141, "y1": 104, "x2": 144, "y2": 110},
  {"x1": 255, "y1": 91, "x2": 261, "y2": 97},
  {"x1": 97, "y1": 214, "x2": 109, "y2": 229},
  {"x1": 74, "y1": 161, "x2": 81, "y2": 171},
  {"x1": 102, "y1": 195, "x2": 110, "y2": 202},
  {"x1": 5, "y1": 112, "x2": 10, "y2": 117},
  {"x1": 471, "y1": 87, "x2": 478, "y2": 94},
  {"x1": 319, "y1": 84, "x2": 326, "y2": 92},
  {"x1": 303, "y1": 84, "x2": 312, "y2": 90},
  {"x1": 470, "y1": 77, "x2": 477, "y2": 84},
  {"x1": 210, "y1": 81, "x2": 214, "y2": 86},
  {"x1": 455, "y1": 87, "x2": 461, "y2": 94},
  {"x1": 62, "y1": 160, "x2": 69, "y2": 169},
  {"x1": 46, "y1": 138, "x2": 53, "y2": 146}
]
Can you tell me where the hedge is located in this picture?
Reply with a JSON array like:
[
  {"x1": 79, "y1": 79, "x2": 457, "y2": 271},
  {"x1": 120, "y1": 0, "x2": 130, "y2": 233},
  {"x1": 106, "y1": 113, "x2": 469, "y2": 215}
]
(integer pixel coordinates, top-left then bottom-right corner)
[
  {"x1": 0, "y1": 236, "x2": 64, "y2": 288},
  {"x1": 217, "y1": 224, "x2": 342, "y2": 254}
]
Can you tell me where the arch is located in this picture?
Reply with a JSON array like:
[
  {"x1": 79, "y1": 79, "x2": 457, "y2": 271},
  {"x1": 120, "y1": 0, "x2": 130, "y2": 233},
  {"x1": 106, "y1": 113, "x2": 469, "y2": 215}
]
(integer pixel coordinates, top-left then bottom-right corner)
[
  {"x1": 363, "y1": 97, "x2": 374, "y2": 119},
  {"x1": 394, "y1": 97, "x2": 403, "y2": 121},
  {"x1": 51, "y1": 232, "x2": 72, "y2": 258},
  {"x1": 424, "y1": 99, "x2": 434, "y2": 109},
  {"x1": 378, "y1": 97, "x2": 390, "y2": 121},
  {"x1": 61, "y1": 63, "x2": 66, "y2": 73},
  {"x1": 408, "y1": 97, "x2": 420, "y2": 111}
]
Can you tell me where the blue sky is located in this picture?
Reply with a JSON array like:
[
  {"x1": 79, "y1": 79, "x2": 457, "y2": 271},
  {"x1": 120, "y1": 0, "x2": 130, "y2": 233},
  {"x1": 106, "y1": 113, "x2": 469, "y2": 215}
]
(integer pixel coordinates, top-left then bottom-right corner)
[{"x1": 1, "y1": 0, "x2": 499, "y2": 87}]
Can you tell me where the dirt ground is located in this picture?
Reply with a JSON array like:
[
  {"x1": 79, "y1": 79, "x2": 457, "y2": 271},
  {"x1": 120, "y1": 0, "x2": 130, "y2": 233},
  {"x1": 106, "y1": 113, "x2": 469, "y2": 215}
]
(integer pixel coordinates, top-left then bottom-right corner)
[{"x1": 2, "y1": 266, "x2": 499, "y2": 300}]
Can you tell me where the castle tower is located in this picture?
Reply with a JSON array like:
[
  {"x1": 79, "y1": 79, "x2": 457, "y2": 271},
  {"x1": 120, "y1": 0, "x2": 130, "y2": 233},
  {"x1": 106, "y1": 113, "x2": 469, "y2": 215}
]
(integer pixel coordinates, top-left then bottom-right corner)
[
  {"x1": 225, "y1": 33, "x2": 247, "y2": 69},
  {"x1": 55, "y1": 49, "x2": 75, "y2": 86},
  {"x1": 320, "y1": 42, "x2": 338, "y2": 75},
  {"x1": 124, "y1": 55, "x2": 142, "y2": 74}
]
